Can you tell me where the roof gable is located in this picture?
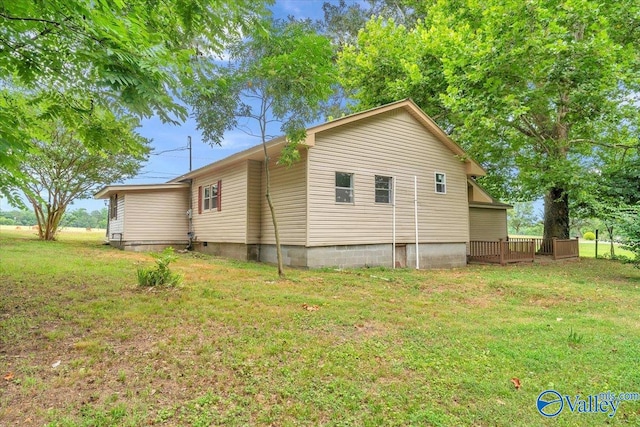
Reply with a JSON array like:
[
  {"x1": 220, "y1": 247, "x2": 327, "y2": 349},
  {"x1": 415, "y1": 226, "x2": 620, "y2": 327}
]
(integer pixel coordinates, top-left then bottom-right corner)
[
  {"x1": 304, "y1": 99, "x2": 485, "y2": 177},
  {"x1": 172, "y1": 98, "x2": 485, "y2": 181}
]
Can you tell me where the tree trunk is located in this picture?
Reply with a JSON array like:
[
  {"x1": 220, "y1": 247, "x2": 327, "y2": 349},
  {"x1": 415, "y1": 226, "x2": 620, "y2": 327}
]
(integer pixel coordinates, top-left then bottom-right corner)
[
  {"x1": 262, "y1": 143, "x2": 285, "y2": 278},
  {"x1": 606, "y1": 224, "x2": 615, "y2": 257},
  {"x1": 30, "y1": 201, "x2": 45, "y2": 240},
  {"x1": 543, "y1": 187, "x2": 570, "y2": 240}
]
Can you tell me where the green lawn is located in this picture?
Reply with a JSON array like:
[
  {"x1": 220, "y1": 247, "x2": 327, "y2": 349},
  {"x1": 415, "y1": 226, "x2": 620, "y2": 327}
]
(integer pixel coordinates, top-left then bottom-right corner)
[
  {"x1": 1, "y1": 231, "x2": 639, "y2": 426},
  {"x1": 578, "y1": 241, "x2": 635, "y2": 259}
]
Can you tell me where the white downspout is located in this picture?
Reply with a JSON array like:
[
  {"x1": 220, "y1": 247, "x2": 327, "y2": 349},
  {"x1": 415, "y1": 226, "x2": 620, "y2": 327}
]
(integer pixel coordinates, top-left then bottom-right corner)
[
  {"x1": 414, "y1": 176, "x2": 419, "y2": 269},
  {"x1": 392, "y1": 176, "x2": 396, "y2": 269}
]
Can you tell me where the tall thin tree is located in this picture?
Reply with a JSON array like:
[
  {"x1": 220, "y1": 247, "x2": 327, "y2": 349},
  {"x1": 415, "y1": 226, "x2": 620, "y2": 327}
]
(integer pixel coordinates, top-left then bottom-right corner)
[{"x1": 186, "y1": 19, "x2": 337, "y2": 277}]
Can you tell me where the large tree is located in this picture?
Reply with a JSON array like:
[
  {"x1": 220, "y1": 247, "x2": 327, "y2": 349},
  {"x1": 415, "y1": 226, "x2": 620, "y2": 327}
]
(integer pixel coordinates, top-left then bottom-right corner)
[
  {"x1": 0, "y1": 0, "x2": 269, "y2": 200},
  {"x1": 338, "y1": 0, "x2": 640, "y2": 240},
  {"x1": 9, "y1": 108, "x2": 149, "y2": 240},
  {"x1": 186, "y1": 19, "x2": 337, "y2": 277}
]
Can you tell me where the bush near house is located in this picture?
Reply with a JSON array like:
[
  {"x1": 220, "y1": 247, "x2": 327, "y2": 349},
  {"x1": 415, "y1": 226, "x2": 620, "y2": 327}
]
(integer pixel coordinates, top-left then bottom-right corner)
[{"x1": 136, "y1": 247, "x2": 182, "y2": 287}]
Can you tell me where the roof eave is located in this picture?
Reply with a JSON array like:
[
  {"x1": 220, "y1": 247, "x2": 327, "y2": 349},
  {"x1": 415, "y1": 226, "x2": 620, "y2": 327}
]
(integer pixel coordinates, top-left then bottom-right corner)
[
  {"x1": 469, "y1": 201, "x2": 513, "y2": 209},
  {"x1": 170, "y1": 136, "x2": 289, "y2": 182},
  {"x1": 94, "y1": 183, "x2": 190, "y2": 199}
]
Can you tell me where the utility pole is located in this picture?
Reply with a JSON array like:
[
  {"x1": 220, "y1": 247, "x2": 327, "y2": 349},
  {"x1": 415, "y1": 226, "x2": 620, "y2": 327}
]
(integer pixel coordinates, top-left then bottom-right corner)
[{"x1": 188, "y1": 136, "x2": 192, "y2": 172}]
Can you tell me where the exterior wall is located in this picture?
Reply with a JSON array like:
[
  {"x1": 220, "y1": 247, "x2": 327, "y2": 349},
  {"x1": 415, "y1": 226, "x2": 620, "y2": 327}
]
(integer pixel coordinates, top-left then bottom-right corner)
[
  {"x1": 123, "y1": 189, "x2": 189, "y2": 241},
  {"x1": 246, "y1": 159, "x2": 263, "y2": 244},
  {"x1": 259, "y1": 242, "x2": 467, "y2": 269},
  {"x1": 194, "y1": 242, "x2": 258, "y2": 260},
  {"x1": 120, "y1": 242, "x2": 189, "y2": 252},
  {"x1": 108, "y1": 194, "x2": 125, "y2": 238},
  {"x1": 259, "y1": 244, "x2": 308, "y2": 268},
  {"x1": 307, "y1": 109, "x2": 469, "y2": 247},
  {"x1": 260, "y1": 150, "x2": 307, "y2": 245},
  {"x1": 192, "y1": 162, "x2": 248, "y2": 243},
  {"x1": 469, "y1": 207, "x2": 508, "y2": 241},
  {"x1": 407, "y1": 243, "x2": 467, "y2": 269},
  {"x1": 468, "y1": 183, "x2": 494, "y2": 203}
]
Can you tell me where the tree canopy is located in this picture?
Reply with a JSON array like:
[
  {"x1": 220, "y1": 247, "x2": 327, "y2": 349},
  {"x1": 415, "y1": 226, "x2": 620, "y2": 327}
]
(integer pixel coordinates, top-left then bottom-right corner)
[
  {"x1": 0, "y1": 0, "x2": 268, "y2": 121},
  {"x1": 0, "y1": 0, "x2": 270, "y2": 200},
  {"x1": 337, "y1": 0, "x2": 640, "y2": 239},
  {"x1": 8, "y1": 107, "x2": 149, "y2": 240}
]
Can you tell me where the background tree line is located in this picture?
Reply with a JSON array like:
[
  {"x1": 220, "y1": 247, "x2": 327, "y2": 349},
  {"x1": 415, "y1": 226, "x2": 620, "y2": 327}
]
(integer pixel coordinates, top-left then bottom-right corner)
[{"x1": 0, "y1": 208, "x2": 108, "y2": 229}]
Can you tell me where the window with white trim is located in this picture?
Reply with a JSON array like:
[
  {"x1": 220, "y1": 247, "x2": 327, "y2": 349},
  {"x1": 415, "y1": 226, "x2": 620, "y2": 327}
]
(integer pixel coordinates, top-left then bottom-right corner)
[
  {"x1": 109, "y1": 195, "x2": 118, "y2": 219},
  {"x1": 375, "y1": 175, "x2": 393, "y2": 204},
  {"x1": 435, "y1": 172, "x2": 446, "y2": 194},
  {"x1": 203, "y1": 186, "x2": 211, "y2": 210},
  {"x1": 335, "y1": 172, "x2": 354, "y2": 203},
  {"x1": 202, "y1": 182, "x2": 219, "y2": 211}
]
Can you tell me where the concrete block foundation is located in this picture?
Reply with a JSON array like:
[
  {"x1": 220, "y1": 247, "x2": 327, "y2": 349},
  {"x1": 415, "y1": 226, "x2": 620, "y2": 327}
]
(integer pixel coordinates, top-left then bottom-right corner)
[
  {"x1": 259, "y1": 242, "x2": 467, "y2": 269},
  {"x1": 110, "y1": 240, "x2": 189, "y2": 252},
  {"x1": 110, "y1": 240, "x2": 467, "y2": 269}
]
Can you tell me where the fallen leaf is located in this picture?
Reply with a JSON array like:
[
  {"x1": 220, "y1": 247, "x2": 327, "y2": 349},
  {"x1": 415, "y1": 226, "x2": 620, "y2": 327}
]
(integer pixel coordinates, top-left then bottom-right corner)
[
  {"x1": 52, "y1": 360, "x2": 61, "y2": 369},
  {"x1": 4, "y1": 372, "x2": 14, "y2": 381},
  {"x1": 511, "y1": 377, "x2": 521, "y2": 390},
  {"x1": 302, "y1": 303, "x2": 319, "y2": 312}
]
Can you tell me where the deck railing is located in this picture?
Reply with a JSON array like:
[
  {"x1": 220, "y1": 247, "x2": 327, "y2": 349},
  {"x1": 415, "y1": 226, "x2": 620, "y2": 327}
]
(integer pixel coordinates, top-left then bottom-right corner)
[
  {"x1": 468, "y1": 239, "x2": 535, "y2": 265},
  {"x1": 468, "y1": 237, "x2": 579, "y2": 265},
  {"x1": 552, "y1": 238, "x2": 579, "y2": 260}
]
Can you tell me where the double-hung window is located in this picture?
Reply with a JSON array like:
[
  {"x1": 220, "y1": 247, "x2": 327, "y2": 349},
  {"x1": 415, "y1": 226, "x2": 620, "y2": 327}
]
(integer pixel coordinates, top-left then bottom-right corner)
[
  {"x1": 203, "y1": 186, "x2": 211, "y2": 210},
  {"x1": 210, "y1": 182, "x2": 219, "y2": 210},
  {"x1": 110, "y1": 195, "x2": 118, "y2": 219},
  {"x1": 335, "y1": 172, "x2": 354, "y2": 203},
  {"x1": 199, "y1": 181, "x2": 222, "y2": 213},
  {"x1": 375, "y1": 176, "x2": 393, "y2": 204},
  {"x1": 435, "y1": 172, "x2": 446, "y2": 194}
]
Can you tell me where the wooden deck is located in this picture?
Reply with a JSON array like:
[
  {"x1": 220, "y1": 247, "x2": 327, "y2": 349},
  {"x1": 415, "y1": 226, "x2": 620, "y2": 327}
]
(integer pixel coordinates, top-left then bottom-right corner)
[{"x1": 468, "y1": 238, "x2": 579, "y2": 265}]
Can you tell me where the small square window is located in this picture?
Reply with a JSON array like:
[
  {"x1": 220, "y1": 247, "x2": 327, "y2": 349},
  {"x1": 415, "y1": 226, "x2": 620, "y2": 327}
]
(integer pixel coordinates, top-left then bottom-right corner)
[
  {"x1": 435, "y1": 172, "x2": 446, "y2": 194},
  {"x1": 375, "y1": 175, "x2": 392, "y2": 204},
  {"x1": 335, "y1": 172, "x2": 354, "y2": 203}
]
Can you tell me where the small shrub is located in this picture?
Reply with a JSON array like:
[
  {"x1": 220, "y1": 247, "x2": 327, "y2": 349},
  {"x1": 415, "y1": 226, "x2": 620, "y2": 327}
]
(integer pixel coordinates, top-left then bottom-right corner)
[
  {"x1": 136, "y1": 247, "x2": 182, "y2": 287},
  {"x1": 583, "y1": 231, "x2": 596, "y2": 240},
  {"x1": 568, "y1": 328, "x2": 584, "y2": 346}
]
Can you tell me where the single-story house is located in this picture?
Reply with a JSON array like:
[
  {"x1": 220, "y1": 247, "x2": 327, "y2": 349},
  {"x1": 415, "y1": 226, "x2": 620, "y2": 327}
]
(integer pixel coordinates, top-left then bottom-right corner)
[{"x1": 95, "y1": 99, "x2": 509, "y2": 268}]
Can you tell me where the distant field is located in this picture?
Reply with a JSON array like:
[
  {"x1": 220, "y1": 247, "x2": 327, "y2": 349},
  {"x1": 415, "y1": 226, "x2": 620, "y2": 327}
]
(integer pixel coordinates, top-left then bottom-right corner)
[
  {"x1": 0, "y1": 225, "x2": 106, "y2": 241},
  {"x1": 1, "y1": 231, "x2": 639, "y2": 426}
]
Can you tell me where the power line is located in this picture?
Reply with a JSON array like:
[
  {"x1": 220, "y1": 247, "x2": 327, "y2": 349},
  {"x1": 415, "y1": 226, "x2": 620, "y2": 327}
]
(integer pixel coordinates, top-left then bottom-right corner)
[{"x1": 151, "y1": 146, "x2": 189, "y2": 156}]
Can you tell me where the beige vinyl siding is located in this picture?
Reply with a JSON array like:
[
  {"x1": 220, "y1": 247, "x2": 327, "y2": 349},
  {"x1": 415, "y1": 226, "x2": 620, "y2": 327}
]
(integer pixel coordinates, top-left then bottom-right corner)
[
  {"x1": 469, "y1": 207, "x2": 508, "y2": 241},
  {"x1": 246, "y1": 160, "x2": 263, "y2": 244},
  {"x1": 192, "y1": 162, "x2": 248, "y2": 243},
  {"x1": 307, "y1": 110, "x2": 469, "y2": 246},
  {"x1": 468, "y1": 183, "x2": 493, "y2": 203},
  {"x1": 123, "y1": 189, "x2": 189, "y2": 240},
  {"x1": 109, "y1": 194, "x2": 125, "y2": 237},
  {"x1": 260, "y1": 150, "x2": 307, "y2": 245}
]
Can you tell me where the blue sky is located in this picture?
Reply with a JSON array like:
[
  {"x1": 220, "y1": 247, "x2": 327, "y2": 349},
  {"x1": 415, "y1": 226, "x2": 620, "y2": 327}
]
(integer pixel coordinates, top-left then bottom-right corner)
[{"x1": 74, "y1": 0, "x2": 340, "y2": 212}]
